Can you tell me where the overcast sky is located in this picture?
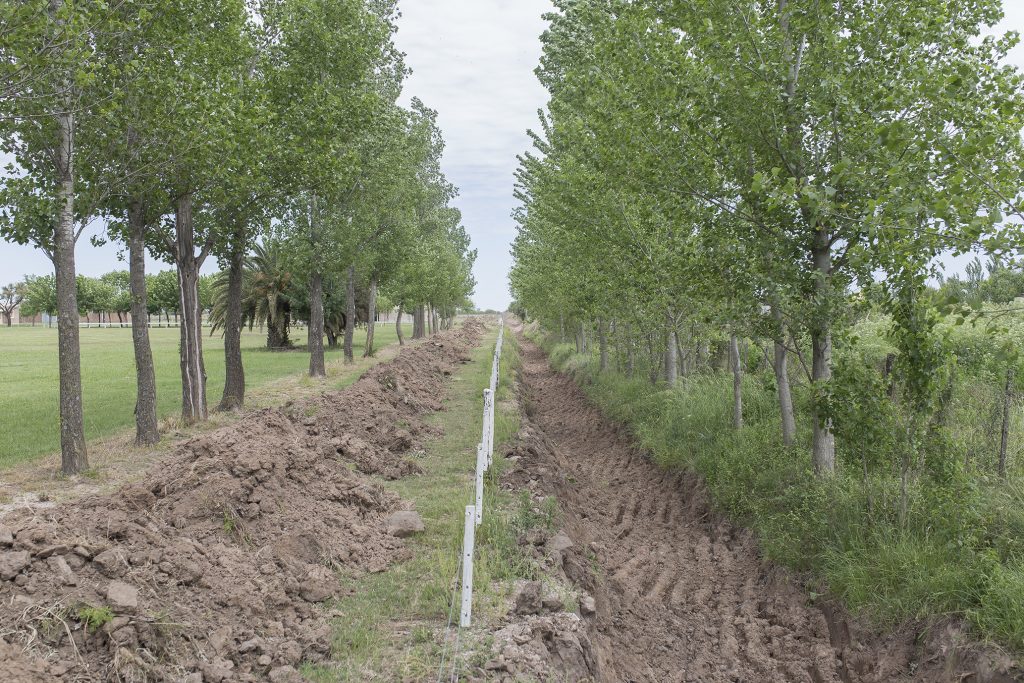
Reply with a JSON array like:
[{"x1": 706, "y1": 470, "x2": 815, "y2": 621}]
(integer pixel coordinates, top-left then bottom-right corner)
[{"x1": 1, "y1": 1, "x2": 1023, "y2": 309}]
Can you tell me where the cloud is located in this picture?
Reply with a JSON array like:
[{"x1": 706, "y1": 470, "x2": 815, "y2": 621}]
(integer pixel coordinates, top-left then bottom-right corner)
[{"x1": 394, "y1": 0, "x2": 554, "y2": 310}]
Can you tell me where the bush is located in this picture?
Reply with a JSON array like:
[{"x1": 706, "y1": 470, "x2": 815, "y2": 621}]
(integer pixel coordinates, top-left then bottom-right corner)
[{"x1": 537, "y1": 333, "x2": 1024, "y2": 653}]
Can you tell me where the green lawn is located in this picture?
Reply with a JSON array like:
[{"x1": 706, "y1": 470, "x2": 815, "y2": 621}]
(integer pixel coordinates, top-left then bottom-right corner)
[{"x1": 0, "y1": 323, "x2": 408, "y2": 468}]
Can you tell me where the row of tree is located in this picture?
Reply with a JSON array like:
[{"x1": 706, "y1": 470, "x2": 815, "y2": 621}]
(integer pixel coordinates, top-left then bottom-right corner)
[
  {"x1": 511, "y1": 0, "x2": 1024, "y2": 490},
  {"x1": 1, "y1": 272, "x2": 213, "y2": 325},
  {"x1": 0, "y1": 0, "x2": 475, "y2": 474}
]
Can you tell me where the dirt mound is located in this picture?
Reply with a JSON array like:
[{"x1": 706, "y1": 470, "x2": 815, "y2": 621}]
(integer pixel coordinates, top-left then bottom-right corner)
[
  {"x1": 0, "y1": 322, "x2": 483, "y2": 682},
  {"x1": 503, "y1": 332, "x2": 1021, "y2": 683},
  {"x1": 301, "y1": 326, "x2": 480, "y2": 480},
  {"x1": 486, "y1": 612, "x2": 599, "y2": 682}
]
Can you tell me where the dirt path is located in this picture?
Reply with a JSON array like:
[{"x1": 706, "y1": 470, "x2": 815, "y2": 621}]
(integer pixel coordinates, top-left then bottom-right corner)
[{"x1": 512, "y1": 333, "x2": 1012, "y2": 683}]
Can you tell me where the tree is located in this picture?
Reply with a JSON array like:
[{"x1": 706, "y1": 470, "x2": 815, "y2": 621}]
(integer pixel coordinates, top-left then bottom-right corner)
[
  {"x1": 210, "y1": 239, "x2": 295, "y2": 350},
  {"x1": 147, "y1": 270, "x2": 180, "y2": 323},
  {"x1": 20, "y1": 275, "x2": 58, "y2": 326},
  {"x1": 0, "y1": 0, "x2": 118, "y2": 473},
  {"x1": 138, "y1": 0, "x2": 253, "y2": 424},
  {"x1": 100, "y1": 271, "x2": 132, "y2": 323},
  {"x1": 263, "y1": 0, "x2": 404, "y2": 376},
  {"x1": 0, "y1": 282, "x2": 25, "y2": 326},
  {"x1": 512, "y1": 0, "x2": 1024, "y2": 480}
]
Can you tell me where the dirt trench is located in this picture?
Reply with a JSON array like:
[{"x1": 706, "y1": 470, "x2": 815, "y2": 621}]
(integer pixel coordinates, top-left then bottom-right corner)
[{"x1": 507, "y1": 332, "x2": 1019, "y2": 683}]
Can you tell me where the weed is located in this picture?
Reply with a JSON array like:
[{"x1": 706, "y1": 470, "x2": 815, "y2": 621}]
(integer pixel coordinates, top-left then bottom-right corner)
[
  {"x1": 540, "y1": 334, "x2": 1024, "y2": 653},
  {"x1": 77, "y1": 604, "x2": 114, "y2": 633},
  {"x1": 410, "y1": 624, "x2": 433, "y2": 644}
]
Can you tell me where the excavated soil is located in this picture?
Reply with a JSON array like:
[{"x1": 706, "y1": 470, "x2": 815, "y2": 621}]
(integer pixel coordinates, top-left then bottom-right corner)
[
  {"x1": 0, "y1": 321, "x2": 483, "y2": 682},
  {"x1": 504, "y1": 331, "x2": 1020, "y2": 683}
]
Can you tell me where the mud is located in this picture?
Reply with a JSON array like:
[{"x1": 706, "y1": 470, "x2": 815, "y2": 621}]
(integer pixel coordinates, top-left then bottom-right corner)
[
  {"x1": 505, "y1": 330, "x2": 1021, "y2": 683},
  {"x1": 0, "y1": 321, "x2": 484, "y2": 682}
]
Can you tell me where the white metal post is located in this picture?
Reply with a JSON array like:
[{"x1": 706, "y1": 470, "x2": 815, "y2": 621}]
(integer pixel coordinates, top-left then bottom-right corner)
[
  {"x1": 487, "y1": 389, "x2": 495, "y2": 467},
  {"x1": 475, "y1": 443, "x2": 484, "y2": 526},
  {"x1": 481, "y1": 389, "x2": 492, "y2": 470},
  {"x1": 460, "y1": 505, "x2": 475, "y2": 627}
]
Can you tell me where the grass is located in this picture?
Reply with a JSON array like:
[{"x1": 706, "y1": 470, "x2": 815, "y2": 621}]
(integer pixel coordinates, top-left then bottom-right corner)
[
  {"x1": 0, "y1": 323, "x2": 410, "y2": 468},
  {"x1": 305, "y1": 329, "x2": 539, "y2": 681},
  {"x1": 536, "y1": 330, "x2": 1024, "y2": 656}
]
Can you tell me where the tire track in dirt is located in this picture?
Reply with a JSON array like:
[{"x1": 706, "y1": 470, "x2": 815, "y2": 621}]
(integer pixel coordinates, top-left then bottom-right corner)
[{"x1": 511, "y1": 332, "x2": 1018, "y2": 683}]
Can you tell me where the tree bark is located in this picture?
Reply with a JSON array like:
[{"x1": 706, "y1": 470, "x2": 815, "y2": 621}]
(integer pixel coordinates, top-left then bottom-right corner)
[
  {"x1": 363, "y1": 275, "x2": 377, "y2": 357},
  {"x1": 219, "y1": 233, "x2": 246, "y2": 410},
  {"x1": 771, "y1": 308, "x2": 796, "y2": 447},
  {"x1": 127, "y1": 201, "x2": 159, "y2": 445},
  {"x1": 413, "y1": 304, "x2": 426, "y2": 339},
  {"x1": 343, "y1": 264, "x2": 356, "y2": 363},
  {"x1": 811, "y1": 231, "x2": 836, "y2": 475},
  {"x1": 598, "y1": 318, "x2": 608, "y2": 372},
  {"x1": 730, "y1": 333, "x2": 743, "y2": 429},
  {"x1": 54, "y1": 100, "x2": 88, "y2": 474},
  {"x1": 396, "y1": 303, "x2": 405, "y2": 345},
  {"x1": 648, "y1": 333, "x2": 660, "y2": 385},
  {"x1": 174, "y1": 194, "x2": 208, "y2": 424},
  {"x1": 665, "y1": 312, "x2": 677, "y2": 387},
  {"x1": 308, "y1": 270, "x2": 326, "y2": 376},
  {"x1": 999, "y1": 365, "x2": 1015, "y2": 478}
]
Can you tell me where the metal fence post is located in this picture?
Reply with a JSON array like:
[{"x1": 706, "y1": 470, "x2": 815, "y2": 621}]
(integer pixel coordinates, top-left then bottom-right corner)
[
  {"x1": 481, "y1": 389, "x2": 492, "y2": 470},
  {"x1": 475, "y1": 443, "x2": 484, "y2": 526},
  {"x1": 460, "y1": 505, "x2": 475, "y2": 627}
]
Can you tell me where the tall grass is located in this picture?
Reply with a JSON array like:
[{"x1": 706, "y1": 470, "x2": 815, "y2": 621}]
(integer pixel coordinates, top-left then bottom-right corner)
[{"x1": 538, "y1": 334, "x2": 1024, "y2": 652}]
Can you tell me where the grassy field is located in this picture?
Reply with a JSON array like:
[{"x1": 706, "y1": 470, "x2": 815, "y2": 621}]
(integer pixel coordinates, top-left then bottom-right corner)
[{"x1": 0, "y1": 323, "x2": 408, "y2": 468}]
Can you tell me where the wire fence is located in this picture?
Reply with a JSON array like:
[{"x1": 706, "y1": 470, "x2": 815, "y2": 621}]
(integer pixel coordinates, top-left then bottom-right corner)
[{"x1": 436, "y1": 314, "x2": 504, "y2": 682}]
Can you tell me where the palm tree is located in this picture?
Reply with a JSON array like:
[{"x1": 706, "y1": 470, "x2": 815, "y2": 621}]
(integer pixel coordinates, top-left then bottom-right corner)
[{"x1": 210, "y1": 240, "x2": 294, "y2": 349}]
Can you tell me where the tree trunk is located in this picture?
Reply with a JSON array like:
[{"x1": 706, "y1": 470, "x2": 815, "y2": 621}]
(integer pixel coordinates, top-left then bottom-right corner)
[
  {"x1": 343, "y1": 264, "x2": 356, "y2": 363},
  {"x1": 127, "y1": 202, "x2": 159, "y2": 445},
  {"x1": 54, "y1": 101, "x2": 88, "y2": 474},
  {"x1": 626, "y1": 339, "x2": 635, "y2": 378},
  {"x1": 811, "y1": 232, "x2": 836, "y2": 475},
  {"x1": 2, "y1": 312, "x2": 10, "y2": 326},
  {"x1": 308, "y1": 270, "x2": 326, "y2": 376},
  {"x1": 647, "y1": 333, "x2": 661, "y2": 385},
  {"x1": 396, "y1": 304, "x2": 405, "y2": 345},
  {"x1": 364, "y1": 275, "x2": 377, "y2": 357},
  {"x1": 665, "y1": 312, "x2": 677, "y2": 387},
  {"x1": 999, "y1": 365, "x2": 1015, "y2": 477},
  {"x1": 598, "y1": 318, "x2": 608, "y2": 372},
  {"x1": 413, "y1": 305, "x2": 426, "y2": 339},
  {"x1": 219, "y1": 234, "x2": 246, "y2": 410},
  {"x1": 771, "y1": 308, "x2": 796, "y2": 447},
  {"x1": 268, "y1": 317, "x2": 288, "y2": 349},
  {"x1": 174, "y1": 194, "x2": 208, "y2": 424},
  {"x1": 730, "y1": 333, "x2": 743, "y2": 429}
]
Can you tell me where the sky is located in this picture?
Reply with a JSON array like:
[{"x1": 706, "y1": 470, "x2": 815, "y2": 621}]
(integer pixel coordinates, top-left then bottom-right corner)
[
  {"x1": 393, "y1": 0, "x2": 554, "y2": 310},
  {"x1": 1, "y1": 1, "x2": 1023, "y2": 309}
]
